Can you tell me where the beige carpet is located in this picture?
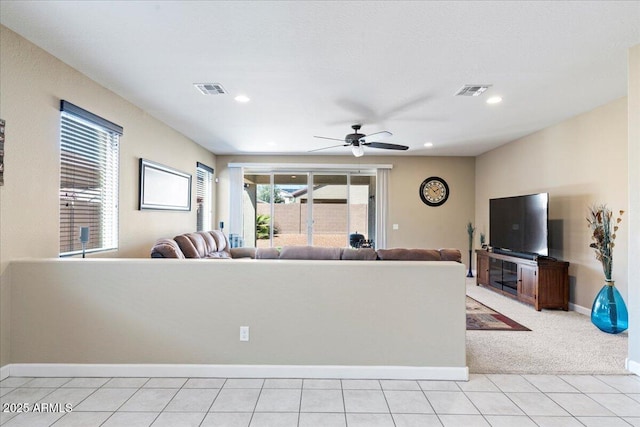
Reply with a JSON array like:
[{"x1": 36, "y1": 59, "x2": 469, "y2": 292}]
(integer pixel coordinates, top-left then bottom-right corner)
[{"x1": 465, "y1": 278, "x2": 629, "y2": 375}]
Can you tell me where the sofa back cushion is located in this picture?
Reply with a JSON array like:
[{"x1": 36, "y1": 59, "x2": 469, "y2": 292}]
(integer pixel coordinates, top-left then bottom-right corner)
[
  {"x1": 197, "y1": 231, "x2": 218, "y2": 253},
  {"x1": 174, "y1": 233, "x2": 205, "y2": 258},
  {"x1": 151, "y1": 239, "x2": 185, "y2": 259},
  {"x1": 279, "y1": 246, "x2": 342, "y2": 260},
  {"x1": 440, "y1": 248, "x2": 462, "y2": 263},
  {"x1": 209, "y1": 230, "x2": 230, "y2": 254},
  {"x1": 255, "y1": 247, "x2": 280, "y2": 259},
  {"x1": 376, "y1": 248, "x2": 442, "y2": 261},
  {"x1": 230, "y1": 247, "x2": 257, "y2": 259},
  {"x1": 341, "y1": 248, "x2": 377, "y2": 260}
]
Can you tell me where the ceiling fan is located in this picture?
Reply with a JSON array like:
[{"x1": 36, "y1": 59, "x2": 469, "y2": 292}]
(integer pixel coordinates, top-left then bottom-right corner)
[{"x1": 310, "y1": 124, "x2": 409, "y2": 157}]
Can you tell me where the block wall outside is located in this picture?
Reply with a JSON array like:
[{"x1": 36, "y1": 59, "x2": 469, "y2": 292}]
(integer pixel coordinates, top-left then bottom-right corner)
[{"x1": 256, "y1": 203, "x2": 368, "y2": 236}]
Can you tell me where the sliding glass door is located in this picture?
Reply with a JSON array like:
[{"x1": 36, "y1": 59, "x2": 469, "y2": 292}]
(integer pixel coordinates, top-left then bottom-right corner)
[
  {"x1": 244, "y1": 173, "x2": 309, "y2": 248},
  {"x1": 350, "y1": 174, "x2": 376, "y2": 246},
  {"x1": 308, "y1": 173, "x2": 349, "y2": 247},
  {"x1": 242, "y1": 170, "x2": 376, "y2": 248}
]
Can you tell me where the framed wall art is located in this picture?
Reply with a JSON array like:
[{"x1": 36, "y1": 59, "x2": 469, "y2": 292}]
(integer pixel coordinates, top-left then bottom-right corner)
[{"x1": 139, "y1": 158, "x2": 191, "y2": 211}]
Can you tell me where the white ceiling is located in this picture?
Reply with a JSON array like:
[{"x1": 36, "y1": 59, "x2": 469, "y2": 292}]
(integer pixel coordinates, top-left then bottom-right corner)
[{"x1": 1, "y1": 1, "x2": 639, "y2": 157}]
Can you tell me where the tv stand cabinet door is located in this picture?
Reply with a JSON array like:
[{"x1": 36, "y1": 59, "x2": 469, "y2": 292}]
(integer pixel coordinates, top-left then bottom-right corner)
[
  {"x1": 537, "y1": 262, "x2": 570, "y2": 311},
  {"x1": 518, "y1": 264, "x2": 538, "y2": 310},
  {"x1": 476, "y1": 251, "x2": 490, "y2": 286}
]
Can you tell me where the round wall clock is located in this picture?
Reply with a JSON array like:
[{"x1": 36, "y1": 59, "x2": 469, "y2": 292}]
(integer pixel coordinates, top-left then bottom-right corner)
[{"x1": 419, "y1": 176, "x2": 449, "y2": 207}]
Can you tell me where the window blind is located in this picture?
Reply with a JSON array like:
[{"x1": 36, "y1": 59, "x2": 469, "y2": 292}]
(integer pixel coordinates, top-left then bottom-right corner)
[
  {"x1": 196, "y1": 162, "x2": 214, "y2": 231},
  {"x1": 59, "y1": 101, "x2": 121, "y2": 256}
]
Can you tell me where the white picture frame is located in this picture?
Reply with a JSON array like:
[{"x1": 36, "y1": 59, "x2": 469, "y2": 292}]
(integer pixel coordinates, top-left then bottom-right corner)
[{"x1": 139, "y1": 158, "x2": 191, "y2": 211}]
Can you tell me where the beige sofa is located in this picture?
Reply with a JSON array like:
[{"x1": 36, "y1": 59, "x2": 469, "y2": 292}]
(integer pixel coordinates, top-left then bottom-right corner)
[
  {"x1": 255, "y1": 246, "x2": 461, "y2": 262},
  {"x1": 150, "y1": 230, "x2": 255, "y2": 259},
  {"x1": 151, "y1": 231, "x2": 461, "y2": 262}
]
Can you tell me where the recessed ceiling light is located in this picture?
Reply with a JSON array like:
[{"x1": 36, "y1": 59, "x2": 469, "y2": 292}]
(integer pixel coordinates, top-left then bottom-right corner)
[
  {"x1": 424, "y1": 142, "x2": 434, "y2": 148},
  {"x1": 234, "y1": 95, "x2": 250, "y2": 103},
  {"x1": 486, "y1": 96, "x2": 503, "y2": 104}
]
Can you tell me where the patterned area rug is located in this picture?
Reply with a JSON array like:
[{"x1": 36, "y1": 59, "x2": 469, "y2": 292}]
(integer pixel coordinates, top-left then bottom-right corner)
[{"x1": 466, "y1": 296, "x2": 530, "y2": 331}]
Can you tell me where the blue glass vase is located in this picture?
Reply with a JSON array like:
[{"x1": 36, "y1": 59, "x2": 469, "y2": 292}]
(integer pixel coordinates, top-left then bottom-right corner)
[{"x1": 591, "y1": 281, "x2": 628, "y2": 334}]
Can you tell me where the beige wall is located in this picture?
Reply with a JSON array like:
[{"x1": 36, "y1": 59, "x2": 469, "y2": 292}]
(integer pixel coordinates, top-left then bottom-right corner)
[
  {"x1": 10, "y1": 259, "x2": 466, "y2": 377},
  {"x1": 476, "y1": 98, "x2": 629, "y2": 310},
  {"x1": 216, "y1": 155, "x2": 476, "y2": 255},
  {"x1": 0, "y1": 25, "x2": 216, "y2": 367},
  {"x1": 628, "y1": 44, "x2": 639, "y2": 368}
]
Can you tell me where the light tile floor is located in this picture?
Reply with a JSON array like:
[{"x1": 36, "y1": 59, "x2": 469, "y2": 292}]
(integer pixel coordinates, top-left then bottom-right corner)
[{"x1": 1, "y1": 374, "x2": 640, "y2": 426}]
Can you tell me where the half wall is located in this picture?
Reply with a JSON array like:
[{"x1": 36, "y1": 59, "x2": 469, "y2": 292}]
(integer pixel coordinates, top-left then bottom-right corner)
[{"x1": 7, "y1": 259, "x2": 467, "y2": 380}]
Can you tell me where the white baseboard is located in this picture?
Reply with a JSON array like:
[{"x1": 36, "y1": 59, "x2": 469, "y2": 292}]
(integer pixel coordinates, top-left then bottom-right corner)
[
  {"x1": 627, "y1": 359, "x2": 640, "y2": 376},
  {"x1": 0, "y1": 364, "x2": 10, "y2": 381},
  {"x1": 2, "y1": 363, "x2": 469, "y2": 381},
  {"x1": 569, "y1": 302, "x2": 591, "y2": 316}
]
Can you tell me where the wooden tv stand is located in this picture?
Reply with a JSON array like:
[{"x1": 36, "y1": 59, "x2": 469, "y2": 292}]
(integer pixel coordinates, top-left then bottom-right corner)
[{"x1": 476, "y1": 250, "x2": 569, "y2": 311}]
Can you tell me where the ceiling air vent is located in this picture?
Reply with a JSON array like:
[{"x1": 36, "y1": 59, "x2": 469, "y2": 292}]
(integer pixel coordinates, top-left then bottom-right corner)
[
  {"x1": 194, "y1": 83, "x2": 227, "y2": 95},
  {"x1": 454, "y1": 84, "x2": 492, "y2": 97}
]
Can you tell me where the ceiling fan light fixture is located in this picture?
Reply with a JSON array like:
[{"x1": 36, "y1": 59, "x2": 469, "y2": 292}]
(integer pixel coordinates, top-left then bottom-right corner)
[{"x1": 313, "y1": 124, "x2": 406, "y2": 155}]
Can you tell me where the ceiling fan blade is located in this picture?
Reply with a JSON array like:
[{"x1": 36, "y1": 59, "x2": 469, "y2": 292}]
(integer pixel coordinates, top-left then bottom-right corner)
[
  {"x1": 382, "y1": 94, "x2": 433, "y2": 118},
  {"x1": 361, "y1": 131, "x2": 392, "y2": 142},
  {"x1": 308, "y1": 143, "x2": 349, "y2": 153},
  {"x1": 313, "y1": 136, "x2": 345, "y2": 142},
  {"x1": 363, "y1": 142, "x2": 409, "y2": 151},
  {"x1": 335, "y1": 99, "x2": 377, "y2": 119}
]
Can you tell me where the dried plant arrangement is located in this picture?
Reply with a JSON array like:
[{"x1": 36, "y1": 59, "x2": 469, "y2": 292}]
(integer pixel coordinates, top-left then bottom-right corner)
[{"x1": 587, "y1": 204, "x2": 624, "y2": 281}]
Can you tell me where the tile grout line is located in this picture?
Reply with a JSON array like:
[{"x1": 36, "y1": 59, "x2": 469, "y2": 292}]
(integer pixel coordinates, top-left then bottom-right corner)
[
  {"x1": 296, "y1": 379, "x2": 304, "y2": 427},
  {"x1": 153, "y1": 377, "x2": 189, "y2": 424},
  {"x1": 42, "y1": 379, "x2": 104, "y2": 427},
  {"x1": 554, "y1": 374, "x2": 628, "y2": 421},
  {"x1": 379, "y1": 380, "x2": 398, "y2": 427},
  {"x1": 493, "y1": 374, "x2": 630, "y2": 426},
  {"x1": 458, "y1": 383, "x2": 496, "y2": 425},
  {"x1": 519, "y1": 373, "x2": 580, "y2": 424},
  {"x1": 97, "y1": 377, "x2": 145, "y2": 427},
  {"x1": 47, "y1": 378, "x2": 113, "y2": 427},
  {"x1": 247, "y1": 378, "x2": 265, "y2": 426},
  {"x1": 418, "y1": 381, "x2": 444, "y2": 426},
  {"x1": 481, "y1": 374, "x2": 544, "y2": 425},
  {"x1": 198, "y1": 378, "x2": 226, "y2": 427},
  {"x1": 340, "y1": 379, "x2": 347, "y2": 427}
]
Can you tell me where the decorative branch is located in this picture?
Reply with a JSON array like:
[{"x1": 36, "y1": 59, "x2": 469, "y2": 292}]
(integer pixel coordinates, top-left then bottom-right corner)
[
  {"x1": 587, "y1": 204, "x2": 624, "y2": 281},
  {"x1": 467, "y1": 221, "x2": 475, "y2": 251}
]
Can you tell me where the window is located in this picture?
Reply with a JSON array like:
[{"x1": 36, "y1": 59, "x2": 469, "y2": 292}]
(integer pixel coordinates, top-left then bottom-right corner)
[
  {"x1": 196, "y1": 162, "x2": 214, "y2": 231},
  {"x1": 59, "y1": 100, "x2": 122, "y2": 256}
]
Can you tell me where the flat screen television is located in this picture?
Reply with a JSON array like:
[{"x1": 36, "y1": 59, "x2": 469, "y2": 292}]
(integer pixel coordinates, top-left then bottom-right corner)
[{"x1": 489, "y1": 193, "x2": 549, "y2": 257}]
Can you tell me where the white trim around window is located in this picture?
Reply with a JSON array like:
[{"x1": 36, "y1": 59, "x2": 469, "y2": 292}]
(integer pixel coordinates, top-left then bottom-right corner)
[{"x1": 228, "y1": 163, "x2": 393, "y2": 249}]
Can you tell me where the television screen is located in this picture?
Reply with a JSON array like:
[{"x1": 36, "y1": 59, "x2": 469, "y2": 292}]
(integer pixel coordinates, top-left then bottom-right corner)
[{"x1": 489, "y1": 193, "x2": 549, "y2": 256}]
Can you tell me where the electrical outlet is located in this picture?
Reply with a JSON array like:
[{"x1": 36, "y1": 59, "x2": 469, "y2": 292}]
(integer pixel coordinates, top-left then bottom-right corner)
[
  {"x1": 239, "y1": 326, "x2": 249, "y2": 342},
  {"x1": 393, "y1": 224, "x2": 399, "y2": 230}
]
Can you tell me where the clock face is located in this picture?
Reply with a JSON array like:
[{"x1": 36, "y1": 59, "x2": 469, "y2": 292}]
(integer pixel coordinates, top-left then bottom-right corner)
[{"x1": 419, "y1": 177, "x2": 449, "y2": 206}]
